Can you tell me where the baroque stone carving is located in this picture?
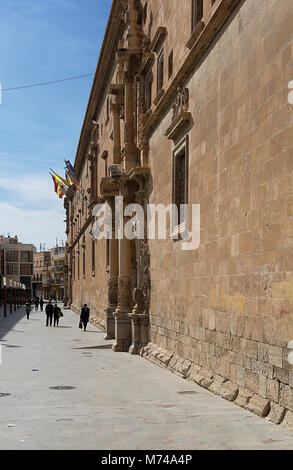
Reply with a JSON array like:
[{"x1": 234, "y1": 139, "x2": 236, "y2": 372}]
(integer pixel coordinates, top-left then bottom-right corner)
[
  {"x1": 165, "y1": 85, "x2": 191, "y2": 141},
  {"x1": 108, "y1": 276, "x2": 118, "y2": 307},
  {"x1": 118, "y1": 277, "x2": 131, "y2": 308},
  {"x1": 171, "y1": 85, "x2": 189, "y2": 125}
]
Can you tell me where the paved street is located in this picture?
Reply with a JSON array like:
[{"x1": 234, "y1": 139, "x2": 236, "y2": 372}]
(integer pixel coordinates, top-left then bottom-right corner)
[{"x1": 1, "y1": 305, "x2": 293, "y2": 450}]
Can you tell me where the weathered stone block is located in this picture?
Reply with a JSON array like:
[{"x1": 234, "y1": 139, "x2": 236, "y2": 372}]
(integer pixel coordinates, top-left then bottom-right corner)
[
  {"x1": 235, "y1": 387, "x2": 253, "y2": 408},
  {"x1": 236, "y1": 366, "x2": 246, "y2": 387},
  {"x1": 201, "y1": 377, "x2": 214, "y2": 389},
  {"x1": 273, "y1": 366, "x2": 289, "y2": 385},
  {"x1": 221, "y1": 381, "x2": 239, "y2": 402},
  {"x1": 281, "y1": 410, "x2": 293, "y2": 430},
  {"x1": 258, "y1": 375, "x2": 267, "y2": 398},
  {"x1": 266, "y1": 378, "x2": 280, "y2": 403},
  {"x1": 258, "y1": 342, "x2": 269, "y2": 363},
  {"x1": 268, "y1": 345, "x2": 283, "y2": 368},
  {"x1": 209, "y1": 377, "x2": 226, "y2": 395},
  {"x1": 279, "y1": 384, "x2": 293, "y2": 411},
  {"x1": 246, "y1": 395, "x2": 270, "y2": 417},
  {"x1": 245, "y1": 370, "x2": 259, "y2": 394},
  {"x1": 266, "y1": 403, "x2": 286, "y2": 425},
  {"x1": 186, "y1": 363, "x2": 201, "y2": 381}
]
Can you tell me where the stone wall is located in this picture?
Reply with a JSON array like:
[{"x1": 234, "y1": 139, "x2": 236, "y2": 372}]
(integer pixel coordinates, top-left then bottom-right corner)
[{"x1": 146, "y1": 0, "x2": 293, "y2": 422}]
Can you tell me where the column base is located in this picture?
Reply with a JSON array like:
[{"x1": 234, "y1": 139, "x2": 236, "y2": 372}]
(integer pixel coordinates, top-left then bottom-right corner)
[
  {"x1": 128, "y1": 343, "x2": 140, "y2": 355},
  {"x1": 112, "y1": 311, "x2": 131, "y2": 352},
  {"x1": 104, "y1": 308, "x2": 115, "y2": 340}
]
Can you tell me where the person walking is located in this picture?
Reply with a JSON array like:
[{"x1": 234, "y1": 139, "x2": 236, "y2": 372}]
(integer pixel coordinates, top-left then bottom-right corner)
[
  {"x1": 45, "y1": 301, "x2": 54, "y2": 327},
  {"x1": 53, "y1": 304, "x2": 62, "y2": 327},
  {"x1": 34, "y1": 297, "x2": 39, "y2": 311},
  {"x1": 80, "y1": 304, "x2": 90, "y2": 331},
  {"x1": 25, "y1": 301, "x2": 31, "y2": 319},
  {"x1": 40, "y1": 297, "x2": 44, "y2": 311}
]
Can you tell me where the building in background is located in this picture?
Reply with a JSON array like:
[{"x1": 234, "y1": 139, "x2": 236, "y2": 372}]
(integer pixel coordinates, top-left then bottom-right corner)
[
  {"x1": 32, "y1": 246, "x2": 66, "y2": 301},
  {"x1": 32, "y1": 250, "x2": 51, "y2": 299},
  {"x1": 0, "y1": 235, "x2": 35, "y2": 298},
  {"x1": 49, "y1": 246, "x2": 65, "y2": 301}
]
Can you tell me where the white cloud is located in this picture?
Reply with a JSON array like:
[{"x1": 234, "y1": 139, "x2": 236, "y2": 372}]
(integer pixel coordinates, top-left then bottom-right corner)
[
  {"x1": 0, "y1": 202, "x2": 66, "y2": 249},
  {"x1": 0, "y1": 173, "x2": 64, "y2": 210}
]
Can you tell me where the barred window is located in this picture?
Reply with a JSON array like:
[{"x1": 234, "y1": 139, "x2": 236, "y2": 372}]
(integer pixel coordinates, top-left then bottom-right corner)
[{"x1": 172, "y1": 137, "x2": 189, "y2": 230}]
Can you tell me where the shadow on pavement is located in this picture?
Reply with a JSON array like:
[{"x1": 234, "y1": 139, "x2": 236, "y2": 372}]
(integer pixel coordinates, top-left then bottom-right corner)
[
  {"x1": 0, "y1": 307, "x2": 27, "y2": 341},
  {"x1": 75, "y1": 344, "x2": 113, "y2": 350}
]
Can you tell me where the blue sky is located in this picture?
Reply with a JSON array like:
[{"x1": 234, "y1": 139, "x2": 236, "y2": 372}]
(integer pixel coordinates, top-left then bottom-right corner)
[{"x1": 0, "y1": 0, "x2": 111, "y2": 250}]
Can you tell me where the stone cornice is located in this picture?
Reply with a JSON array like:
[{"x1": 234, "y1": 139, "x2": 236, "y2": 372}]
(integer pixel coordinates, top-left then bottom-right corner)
[{"x1": 74, "y1": 0, "x2": 125, "y2": 179}]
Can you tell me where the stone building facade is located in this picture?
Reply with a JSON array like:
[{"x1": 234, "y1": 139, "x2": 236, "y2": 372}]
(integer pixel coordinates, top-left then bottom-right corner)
[
  {"x1": 0, "y1": 235, "x2": 35, "y2": 298},
  {"x1": 49, "y1": 246, "x2": 65, "y2": 301},
  {"x1": 33, "y1": 251, "x2": 51, "y2": 299},
  {"x1": 65, "y1": 0, "x2": 293, "y2": 423}
]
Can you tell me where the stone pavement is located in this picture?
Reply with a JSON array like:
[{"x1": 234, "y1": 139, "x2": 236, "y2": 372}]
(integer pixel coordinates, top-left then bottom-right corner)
[{"x1": 1, "y1": 306, "x2": 293, "y2": 450}]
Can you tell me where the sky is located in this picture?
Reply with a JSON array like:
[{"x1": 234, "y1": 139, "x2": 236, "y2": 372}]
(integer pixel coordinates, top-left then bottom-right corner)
[{"x1": 0, "y1": 0, "x2": 111, "y2": 250}]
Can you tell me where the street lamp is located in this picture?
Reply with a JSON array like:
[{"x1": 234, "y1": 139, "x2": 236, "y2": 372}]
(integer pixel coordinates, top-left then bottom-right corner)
[
  {"x1": 22, "y1": 284, "x2": 25, "y2": 305},
  {"x1": 13, "y1": 280, "x2": 17, "y2": 312},
  {"x1": 9, "y1": 279, "x2": 12, "y2": 314},
  {"x1": 2, "y1": 277, "x2": 7, "y2": 318},
  {"x1": 17, "y1": 281, "x2": 20, "y2": 308}
]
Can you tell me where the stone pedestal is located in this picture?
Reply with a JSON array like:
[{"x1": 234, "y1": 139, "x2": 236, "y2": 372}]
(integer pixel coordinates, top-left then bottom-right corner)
[
  {"x1": 112, "y1": 311, "x2": 132, "y2": 352},
  {"x1": 104, "y1": 308, "x2": 115, "y2": 340},
  {"x1": 140, "y1": 314, "x2": 150, "y2": 349},
  {"x1": 128, "y1": 313, "x2": 141, "y2": 355}
]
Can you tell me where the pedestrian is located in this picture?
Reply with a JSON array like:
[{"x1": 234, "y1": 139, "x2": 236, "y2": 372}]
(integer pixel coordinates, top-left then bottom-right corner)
[
  {"x1": 34, "y1": 297, "x2": 39, "y2": 311},
  {"x1": 45, "y1": 300, "x2": 54, "y2": 327},
  {"x1": 80, "y1": 304, "x2": 90, "y2": 331},
  {"x1": 25, "y1": 301, "x2": 31, "y2": 319},
  {"x1": 40, "y1": 297, "x2": 44, "y2": 311},
  {"x1": 53, "y1": 303, "x2": 62, "y2": 327}
]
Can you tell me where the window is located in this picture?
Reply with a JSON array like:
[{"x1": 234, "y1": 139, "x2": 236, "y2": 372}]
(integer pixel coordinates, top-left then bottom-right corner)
[
  {"x1": 172, "y1": 137, "x2": 189, "y2": 232},
  {"x1": 168, "y1": 50, "x2": 173, "y2": 80},
  {"x1": 102, "y1": 151, "x2": 108, "y2": 177},
  {"x1": 157, "y1": 48, "x2": 164, "y2": 93},
  {"x1": 6, "y1": 250, "x2": 18, "y2": 262},
  {"x1": 5, "y1": 263, "x2": 19, "y2": 275},
  {"x1": 20, "y1": 251, "x2": 33, "y2": 262},
  {"x1": 192, "y1": 0, "x2": 203, "y2": 32},
  {"x1": 20, "y1": 264, "x2": 33, "y2": 275}
]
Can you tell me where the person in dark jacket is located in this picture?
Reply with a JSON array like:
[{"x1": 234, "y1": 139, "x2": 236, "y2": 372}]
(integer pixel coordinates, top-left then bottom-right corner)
[
  {"x1": 80, "y1": 304, "x2": 90, "y2": 331},
  {"x1": 40, "y1": 297, "x2": 44, "y2": 311},
  {"x1": 25, "y1": 301, "x2": 31, "y2": 319},
  {"x1": 53, "y1": 304, "x2": 61, "y2": 327},
  {"x1": 45, "y1": 301, "x2": 54, "y2": 327},
  {"x1": 34, "y1": 297, "x2": 39, "y2": 311}
]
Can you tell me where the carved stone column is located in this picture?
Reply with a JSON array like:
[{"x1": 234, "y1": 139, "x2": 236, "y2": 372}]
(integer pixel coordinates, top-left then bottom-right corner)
[
  {"x1": 128, "y1": 287, "x2": 144, "y2": 354},
  {"x1": 105, "y1": 198, "x2": 119, "y2": 340},
  {"x1": 112, "y1": 103, "x2": 122, "y2": 165},
  {"x1": 123, "y1": 68, "x2": 139, "y2": 173},
  {"x1": 127, "y1": 182, "x2": 151, "y2": 355},
  {"x1": 113, "y1": 197, "x2": 132, "y2": 352}
]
